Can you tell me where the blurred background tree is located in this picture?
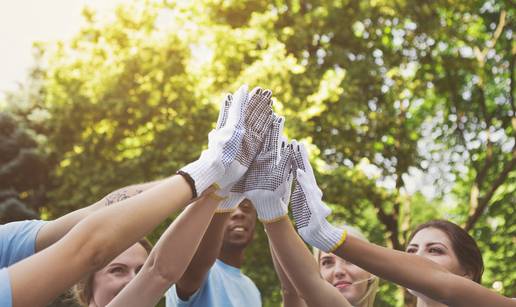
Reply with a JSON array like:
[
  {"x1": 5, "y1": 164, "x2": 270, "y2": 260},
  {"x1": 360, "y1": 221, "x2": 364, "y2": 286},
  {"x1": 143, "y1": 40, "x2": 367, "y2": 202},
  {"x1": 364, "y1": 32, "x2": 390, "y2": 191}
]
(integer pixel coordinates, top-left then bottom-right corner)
[
  {"x1": 0, "y1": 112, "x2": 46, "y2": 223},
  {"x1": 1, "y1": 1, "x2": 514, "y2": 306}
]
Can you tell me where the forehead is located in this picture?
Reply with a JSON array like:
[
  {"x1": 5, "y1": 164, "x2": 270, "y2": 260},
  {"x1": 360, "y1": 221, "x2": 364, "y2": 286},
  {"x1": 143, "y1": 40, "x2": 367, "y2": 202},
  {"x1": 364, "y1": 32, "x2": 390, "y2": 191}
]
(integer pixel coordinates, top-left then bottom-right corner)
[
  {"x1": 410, "y1": 227, "x2": 452, "y2": 246},
  {"x1": 108, "y1": 243, "x2": 149, "y2": 266},
  {"x1": 232, "y1": 200, "x2": 257, "y2": 218},
  {"x1": 238, "y1": 199, "x2": 255, "y2": 211}
]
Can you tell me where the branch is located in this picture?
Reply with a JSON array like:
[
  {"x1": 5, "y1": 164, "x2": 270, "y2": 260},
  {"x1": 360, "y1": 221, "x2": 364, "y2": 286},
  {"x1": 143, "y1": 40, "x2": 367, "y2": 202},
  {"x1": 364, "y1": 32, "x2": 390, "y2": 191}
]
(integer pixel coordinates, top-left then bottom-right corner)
[
  {"x1": 465, "y1": 147, "x2": 516, "y2": 231},
  {"x1": 370, "y1": 193, "x2": 402, "y2": 250},
  {"x1": 474, "y1": 10, "x2": 506, "y2": 64},
  {"x1": 509, "y1": 44, "x2": 516, "y2": 137},
  {"x1": 488, "y1": 10, "x2": 506, "y2": 49},
  {"x1": 473, "y1": 141, "x2": 494, "y2": 190}
]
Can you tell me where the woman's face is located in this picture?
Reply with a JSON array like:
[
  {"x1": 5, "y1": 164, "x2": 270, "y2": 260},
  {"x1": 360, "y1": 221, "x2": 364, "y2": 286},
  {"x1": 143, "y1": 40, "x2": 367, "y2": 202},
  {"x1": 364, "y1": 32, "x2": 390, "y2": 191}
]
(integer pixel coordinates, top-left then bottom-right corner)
[
  {"x1": 406, "y1": 227, "x2": 467, "y2": 277},
  {"x1": 319, "y1": 251, "x2": 371, "y2": 305},
  {"x1": 90, "y1": 243, "x2": 149, "y2": 307}
]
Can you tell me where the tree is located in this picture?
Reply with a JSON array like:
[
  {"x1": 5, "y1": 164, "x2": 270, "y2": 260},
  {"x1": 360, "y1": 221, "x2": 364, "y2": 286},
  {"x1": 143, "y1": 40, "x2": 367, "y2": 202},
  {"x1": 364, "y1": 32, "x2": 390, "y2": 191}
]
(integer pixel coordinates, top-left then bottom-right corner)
[
  {"x1": 5, "y1": 0, "x2": 514, "y2": 305},
  {"x1": 0, "y1": 113, "x2": 46, "y2": 223}
]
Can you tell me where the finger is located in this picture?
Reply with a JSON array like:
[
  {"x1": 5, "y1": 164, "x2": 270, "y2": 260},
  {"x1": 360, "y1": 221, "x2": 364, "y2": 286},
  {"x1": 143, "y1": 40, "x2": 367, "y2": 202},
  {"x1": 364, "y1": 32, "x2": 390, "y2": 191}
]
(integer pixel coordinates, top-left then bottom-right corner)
[
  {"x1": 216, "y1": 94, "x2": 232, "y2": 129},
  {"x1": 226, "y1": 84, "x2": 249, "y2": 128},
  {"x1": 262, "y1": 114, "x2": 281, "y2": 149}
]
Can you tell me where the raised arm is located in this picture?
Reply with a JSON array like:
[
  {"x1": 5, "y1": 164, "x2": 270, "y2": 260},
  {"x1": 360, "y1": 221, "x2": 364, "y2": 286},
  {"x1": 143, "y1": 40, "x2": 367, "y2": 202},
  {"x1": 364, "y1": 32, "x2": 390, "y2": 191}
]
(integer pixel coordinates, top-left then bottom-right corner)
[
  {"x1": 174, "y1": 86, "x2": 275, "y2": 300},
  {"x1": 269, "y1": 242, "x2": 307, "y2": 307},
  {"x1": 9, "y1": 175, "x2": 193, "y2": 306},
  {"x1": 290, "y1": 143, "x2": 515, "y2": 307},
  {"x1": 334, "y1": 236, "x2": 514, "y2": 307},
  {"x1": 235, "y1": 112, "x2": 350, "y2": 307},
  {"x1": 107, "y1": 193, "x2": 223, "y2": 307},
  {"x1": 174, "y1": 211, "x2": 231, "y2": 299},
  {"x1": 6, "y1": 84, "x2": 274, "y2": 307},
  {"x1": 35, "y1": 180, "x2": 163, "y2": 252},
  {"x1": 265, "y1": 218, "x2": 351, "y2": 307},
  {"x1": 269, "y1": 244, "x2": 308, "y2": 307}
]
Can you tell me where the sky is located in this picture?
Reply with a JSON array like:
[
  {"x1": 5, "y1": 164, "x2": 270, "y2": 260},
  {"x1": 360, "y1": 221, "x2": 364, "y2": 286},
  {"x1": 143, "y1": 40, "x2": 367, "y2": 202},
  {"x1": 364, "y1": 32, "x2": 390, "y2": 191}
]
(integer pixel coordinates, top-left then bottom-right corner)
[{"x1": 0, "y1": 0, "x2": 125, "y2": 98}]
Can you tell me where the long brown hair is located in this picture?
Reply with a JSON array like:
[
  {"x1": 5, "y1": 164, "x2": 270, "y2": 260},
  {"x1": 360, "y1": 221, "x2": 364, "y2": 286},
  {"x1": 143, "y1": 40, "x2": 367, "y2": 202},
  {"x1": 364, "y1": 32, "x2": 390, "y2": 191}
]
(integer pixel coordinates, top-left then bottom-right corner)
[
  {"x1": 408, "y1": 220, "x2": 484, "y2": 283},
  {"x1": 73, "y1": 238, "x2": 153, "y2": 306}
]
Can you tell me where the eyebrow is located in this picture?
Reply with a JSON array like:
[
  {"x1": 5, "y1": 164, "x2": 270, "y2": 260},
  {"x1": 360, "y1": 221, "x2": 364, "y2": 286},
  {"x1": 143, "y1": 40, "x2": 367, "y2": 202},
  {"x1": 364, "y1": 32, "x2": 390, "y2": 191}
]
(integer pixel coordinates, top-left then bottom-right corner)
[
  {"x1": 427, "y1": 242, "x2": 448, "y2": 249},
  {"x1": 240, "y1": 203, "x2": 253, "y2": 210},
  {"x1": 407, "y1": 242, "x2": 448, "y2": 249},
  {"x1": 107, "y1": 263, "x2": 128, "y2": 269},
  {"x1": 320, "y1": 255, "x2": 335, "y2": 260}
]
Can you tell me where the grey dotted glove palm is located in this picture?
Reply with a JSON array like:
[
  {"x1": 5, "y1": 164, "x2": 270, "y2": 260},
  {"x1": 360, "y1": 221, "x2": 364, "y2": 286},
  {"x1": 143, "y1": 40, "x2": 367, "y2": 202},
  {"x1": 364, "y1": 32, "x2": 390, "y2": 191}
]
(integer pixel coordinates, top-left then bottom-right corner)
[
  {"x1": 223, "y1": 114, "x2": 293, "y2": 221},
  {"x1": 180, "y1": 85, "x2": 273, "y2": 197},
  {"x1": 291, "y1": 141, "x2": 346, "y2": 252}
]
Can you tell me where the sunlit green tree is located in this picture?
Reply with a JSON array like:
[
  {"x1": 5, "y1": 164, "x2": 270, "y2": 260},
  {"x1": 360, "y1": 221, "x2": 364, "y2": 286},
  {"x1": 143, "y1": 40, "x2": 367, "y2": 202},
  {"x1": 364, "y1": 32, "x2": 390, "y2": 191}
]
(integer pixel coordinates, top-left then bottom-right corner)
[{"x1": 3, "y1": 1, "x2": 514, "y2": 306}]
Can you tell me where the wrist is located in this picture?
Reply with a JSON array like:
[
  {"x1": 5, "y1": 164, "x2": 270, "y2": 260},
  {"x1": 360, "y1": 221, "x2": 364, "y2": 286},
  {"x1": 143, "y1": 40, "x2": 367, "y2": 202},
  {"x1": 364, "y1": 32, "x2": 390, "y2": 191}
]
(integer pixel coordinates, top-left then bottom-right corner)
[
  {"x1": 248, "y1": 195, "x2": 288, "y2": 223},
  {"x1": 181, "y1": 156, "x2": 225, "y2": 196},
  {"x1": 302, "y1": 219, "x2": 346, "y2": 252},
  {"x1": 216, "y1": 193, "x2": 244, "y2": 213}
]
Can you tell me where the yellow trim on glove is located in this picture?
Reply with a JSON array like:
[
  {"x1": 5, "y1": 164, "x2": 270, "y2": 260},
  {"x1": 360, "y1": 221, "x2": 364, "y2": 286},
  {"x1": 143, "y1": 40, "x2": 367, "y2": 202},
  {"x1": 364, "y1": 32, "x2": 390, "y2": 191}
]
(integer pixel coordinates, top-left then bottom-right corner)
[{"x1": 329, "y1": 229, "x2": 348, "y2": 253}]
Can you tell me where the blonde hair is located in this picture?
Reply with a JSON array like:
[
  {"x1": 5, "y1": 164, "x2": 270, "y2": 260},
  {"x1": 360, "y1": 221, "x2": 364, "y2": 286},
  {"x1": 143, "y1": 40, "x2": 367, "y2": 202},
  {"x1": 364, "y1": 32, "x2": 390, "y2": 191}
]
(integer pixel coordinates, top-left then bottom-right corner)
[
  {"x1": 73, "y1": 238, "x2": 153, "y2": 306},
  {"x1": 313, "y1": 225, "x2": 379, "y2": 307}
]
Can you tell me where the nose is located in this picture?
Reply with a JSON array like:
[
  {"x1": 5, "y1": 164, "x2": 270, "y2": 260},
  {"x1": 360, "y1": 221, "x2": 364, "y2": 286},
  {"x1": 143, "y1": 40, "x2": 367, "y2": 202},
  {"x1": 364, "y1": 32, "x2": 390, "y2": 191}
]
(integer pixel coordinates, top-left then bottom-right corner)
[
  {"x1": 121, "y1": 271, "x2": 137, "y2": 286},
  {"x1": 333, "y1": 261, "x2": 349, "y2": 279},
  {"x1": 230, "y1": 208, "x2": 246, "y2": 220}
]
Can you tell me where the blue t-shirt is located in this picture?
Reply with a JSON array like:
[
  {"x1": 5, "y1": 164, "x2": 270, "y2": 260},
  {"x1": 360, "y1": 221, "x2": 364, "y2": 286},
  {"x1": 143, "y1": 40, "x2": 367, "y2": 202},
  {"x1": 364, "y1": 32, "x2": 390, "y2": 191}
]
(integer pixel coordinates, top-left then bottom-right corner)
[
  {"x1": 166, "y1": 259, "x2": 261, "y2": 307},
  {"x1": 0, "y1": 269, "x2": 12, "y2": 307},
  {"x1": 0, "y1": 220, "x2": 47, "y2": 307},
  {"x1": 0, "y1": 220, "x2": 47, "y2": 268}
]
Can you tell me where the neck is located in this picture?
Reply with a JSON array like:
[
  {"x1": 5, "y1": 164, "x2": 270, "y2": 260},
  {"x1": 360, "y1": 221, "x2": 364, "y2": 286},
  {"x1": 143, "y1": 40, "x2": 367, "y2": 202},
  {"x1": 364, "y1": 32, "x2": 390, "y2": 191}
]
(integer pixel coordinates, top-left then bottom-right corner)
[
  {"x1": 218, "y1": 246, "x2": 245, "y2": 268},
  {"x1": 356, "y1": 301, "x2": 367, "y2": 307},
  {"x1": 417, "y1": 297, "x2": 448, "y2": 307}
]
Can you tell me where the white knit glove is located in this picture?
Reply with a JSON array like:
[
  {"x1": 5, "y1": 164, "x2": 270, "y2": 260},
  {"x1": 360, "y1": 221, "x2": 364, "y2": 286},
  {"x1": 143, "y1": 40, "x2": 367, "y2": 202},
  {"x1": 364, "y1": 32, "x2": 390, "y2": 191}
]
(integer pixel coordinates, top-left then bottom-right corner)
[
  {"x1": 230, "y1": 114, "x2": 293, "y2": 222},
  {"x1": 290, "y1": 141, "x2": 346, "y2": 252},
  {"x1": 180, "y1": 85, "x2": 273, "y2": 198}
]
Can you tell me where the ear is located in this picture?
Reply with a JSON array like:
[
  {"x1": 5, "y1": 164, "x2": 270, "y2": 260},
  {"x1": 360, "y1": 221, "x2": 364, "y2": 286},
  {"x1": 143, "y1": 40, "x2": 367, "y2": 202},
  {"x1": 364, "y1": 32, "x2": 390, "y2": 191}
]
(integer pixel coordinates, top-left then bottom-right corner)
[{"x1": 461, "y1": 269, "x2": 474, "y2": 280}]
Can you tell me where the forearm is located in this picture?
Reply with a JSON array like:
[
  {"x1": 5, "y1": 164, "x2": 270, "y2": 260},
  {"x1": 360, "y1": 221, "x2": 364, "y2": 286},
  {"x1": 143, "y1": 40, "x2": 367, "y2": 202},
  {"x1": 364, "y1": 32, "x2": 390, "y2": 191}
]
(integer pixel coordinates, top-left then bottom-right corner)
[
  {"x1": 148, "y1": 195, "x2": 221, "y2": 283},
  {"x1": 335, "y1": 236, "x2": 446, "y2": 298},
  {"x1": 107, "y1": 194, "x2": 222, "y2": 307},
  {"x1": 9, "y1": 175, "x2": 192, "y2": 307},
  {"x1": 265, "y1": 217, "x2": 351, "y2": 307},
  {"x1": 35, "y1": 180, "x2": 164, "y2": 252},
  {"x1": 334, "y1": 236, "x2": 514, "y2": 306},
  {"x1": 269, "y1": 239, "x2": 308, "y2": 307},
  {"x1": 176, "y1": 211, "x2": 231, "y2": 299}
]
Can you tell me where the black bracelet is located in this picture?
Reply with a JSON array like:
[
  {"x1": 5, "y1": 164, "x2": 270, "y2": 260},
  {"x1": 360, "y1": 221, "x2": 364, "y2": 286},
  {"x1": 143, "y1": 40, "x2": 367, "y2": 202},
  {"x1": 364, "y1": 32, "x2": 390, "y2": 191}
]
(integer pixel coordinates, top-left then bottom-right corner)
[{"x1": 176, "y1": 170, "x2": 198, "y2": 199}]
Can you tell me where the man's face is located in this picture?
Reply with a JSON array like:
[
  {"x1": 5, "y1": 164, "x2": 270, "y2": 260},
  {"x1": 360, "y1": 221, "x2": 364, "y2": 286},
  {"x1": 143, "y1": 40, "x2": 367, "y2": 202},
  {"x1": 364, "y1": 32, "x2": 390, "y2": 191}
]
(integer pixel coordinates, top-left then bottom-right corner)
[{"x1": 222, "y1": 199, "x2": 257, "y2": 249}]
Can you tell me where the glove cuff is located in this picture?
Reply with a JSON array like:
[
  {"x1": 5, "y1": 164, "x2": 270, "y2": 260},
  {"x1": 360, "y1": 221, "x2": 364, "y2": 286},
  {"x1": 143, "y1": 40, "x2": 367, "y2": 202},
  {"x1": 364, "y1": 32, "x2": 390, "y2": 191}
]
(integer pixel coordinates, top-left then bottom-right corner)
[
  {"x1": 180, "y1": 154, "x2": 224, "y2": 196},
  {"x1": 301, "y1": 219, "x2": 346, "y2": 253},
  {"x1": 216, "y1": 193, "x2": 245, "y2": 213},
  {"x1": 250, "y1": 195, "x2": 288, "y2": 223}
]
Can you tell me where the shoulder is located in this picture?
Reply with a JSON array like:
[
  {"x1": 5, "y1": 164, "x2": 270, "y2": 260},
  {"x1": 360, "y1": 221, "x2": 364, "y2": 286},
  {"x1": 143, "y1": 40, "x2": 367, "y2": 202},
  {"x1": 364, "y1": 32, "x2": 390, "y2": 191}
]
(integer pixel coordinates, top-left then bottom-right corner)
[
  {"x1": 0, "y1": 268, "x2": 12, "y2": 307},
  {"x1": 0, "y1": 220, "x2": 47, "y2": 267},
  {"x1": 241, "y1": 272, "x2": 260, "y2": 296},
  {"x1": 0, "y1": 220, "x2": 46, "y2": 234}
]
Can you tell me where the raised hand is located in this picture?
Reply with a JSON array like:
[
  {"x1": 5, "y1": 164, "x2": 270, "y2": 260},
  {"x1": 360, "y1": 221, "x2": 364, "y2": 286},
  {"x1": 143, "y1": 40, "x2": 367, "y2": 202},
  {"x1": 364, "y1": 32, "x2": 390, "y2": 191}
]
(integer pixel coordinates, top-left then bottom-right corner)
[
  {"x1": 290, "y1": 141, "x2": 346, "y2": 252},
  {"x1": 238, "y1": 114, "x2": 293, "y2": 222},
  {"x1": 179, "y1": 85, "x2": 273, "y2": 198}
]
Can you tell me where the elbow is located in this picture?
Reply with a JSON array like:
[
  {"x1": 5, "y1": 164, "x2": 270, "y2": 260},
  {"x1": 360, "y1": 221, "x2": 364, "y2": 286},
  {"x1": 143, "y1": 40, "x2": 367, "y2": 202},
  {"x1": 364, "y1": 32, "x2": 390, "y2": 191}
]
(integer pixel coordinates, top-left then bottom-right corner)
[
  {"x1": 144, "y1": 254, "x2": 185, "y2": 286},
  {"x1": 74, "y1": 232, "x2": 116, "y2": 272},
  {"x1": 69, "y1": 218, "x2": 124, "y2": 272}
]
